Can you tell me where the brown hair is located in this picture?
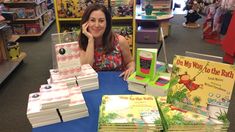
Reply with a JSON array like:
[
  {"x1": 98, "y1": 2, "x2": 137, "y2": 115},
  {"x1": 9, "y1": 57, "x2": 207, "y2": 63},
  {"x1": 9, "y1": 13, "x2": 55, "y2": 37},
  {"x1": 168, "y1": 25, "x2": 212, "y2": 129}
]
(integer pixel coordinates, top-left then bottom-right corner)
[{"x1": 78, "y1": 4, "x2": 115, "y2": 53}]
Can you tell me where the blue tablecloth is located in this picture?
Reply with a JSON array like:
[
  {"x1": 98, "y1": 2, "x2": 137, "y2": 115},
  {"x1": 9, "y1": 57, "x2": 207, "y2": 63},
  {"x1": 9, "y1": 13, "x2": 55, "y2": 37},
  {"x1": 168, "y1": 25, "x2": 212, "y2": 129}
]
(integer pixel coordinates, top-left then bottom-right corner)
[{"x1": 33, "y1": 71, "x2": 137, "y2": 132}]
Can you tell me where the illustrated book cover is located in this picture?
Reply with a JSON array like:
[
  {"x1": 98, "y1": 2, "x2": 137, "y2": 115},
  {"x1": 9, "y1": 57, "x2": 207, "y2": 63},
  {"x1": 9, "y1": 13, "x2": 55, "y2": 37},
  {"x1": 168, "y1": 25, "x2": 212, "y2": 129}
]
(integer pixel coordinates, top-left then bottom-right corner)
[
  {"x1": 136, "y1": 48, "x2": 158, "y2": 80},
  {"x1": 157, "y1": 96, "x2": 229, "y2": 131},
  {"x1": 98, "y1": 95, "x2": 162, "y2": 131},
  {"x1": 167, "y1": 55, "x2": 235, "y2": 120}
]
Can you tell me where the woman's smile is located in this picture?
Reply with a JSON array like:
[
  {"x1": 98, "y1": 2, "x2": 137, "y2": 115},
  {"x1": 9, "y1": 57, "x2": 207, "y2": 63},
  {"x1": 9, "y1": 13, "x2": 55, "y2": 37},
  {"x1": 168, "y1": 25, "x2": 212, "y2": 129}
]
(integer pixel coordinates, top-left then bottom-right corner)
[{"x1": 88, "y1": 10, "x2": 106, "y2": 39}]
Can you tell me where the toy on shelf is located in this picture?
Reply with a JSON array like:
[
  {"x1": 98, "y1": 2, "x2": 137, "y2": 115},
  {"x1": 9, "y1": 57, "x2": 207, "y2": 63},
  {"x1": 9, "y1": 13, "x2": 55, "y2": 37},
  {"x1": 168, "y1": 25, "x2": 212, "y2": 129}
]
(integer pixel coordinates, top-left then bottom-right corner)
[{"x1": 182, "y1": 0, "x2": 202, "y2": 28}]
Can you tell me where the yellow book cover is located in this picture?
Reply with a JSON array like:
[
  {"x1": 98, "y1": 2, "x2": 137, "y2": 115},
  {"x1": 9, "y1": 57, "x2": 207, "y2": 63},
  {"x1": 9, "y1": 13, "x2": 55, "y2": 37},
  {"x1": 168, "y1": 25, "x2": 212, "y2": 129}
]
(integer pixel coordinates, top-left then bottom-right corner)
[
  {"x1": 99, "y1": 95, "x2": 162, "y2": 129},
  {"x1": 168, "y1": 55, "x2": 235, "y2": 119}
]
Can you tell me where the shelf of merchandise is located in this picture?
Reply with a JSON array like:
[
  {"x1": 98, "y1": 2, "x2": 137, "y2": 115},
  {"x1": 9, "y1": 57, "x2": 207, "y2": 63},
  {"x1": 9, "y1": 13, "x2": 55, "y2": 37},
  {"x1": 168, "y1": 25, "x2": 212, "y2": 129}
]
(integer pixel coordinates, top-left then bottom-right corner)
[
  {"x1": 53, "y1": 0, "x2": 136, "y2": 57},
  {"x1": 3, "y1": 0, "x2": 55, "y2": 37},
  {"x1": 0, "y1": 24, "x2": 26, "y2": 85},
  {"x1": 14, "y1": 10, "x2": 49, "y2": 22},
  {"x1": 3, "y1": 0, "x2": 46, "y2": 6},
  {"x1": 18, "y1": 19, "x2": 54, "y2": 37},
  {"x1": 0, "y1": 52, "x2": 26, "y2": 85}
]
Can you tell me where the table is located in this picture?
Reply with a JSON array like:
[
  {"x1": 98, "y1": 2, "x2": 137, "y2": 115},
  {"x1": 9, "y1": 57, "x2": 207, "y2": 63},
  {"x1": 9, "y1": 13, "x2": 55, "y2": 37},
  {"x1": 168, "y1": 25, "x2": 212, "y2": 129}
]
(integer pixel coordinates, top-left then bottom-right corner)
[
  {"x1": 33, "y1": 71, "x2": 137, "y2": 132},
  {"x1": 135, "y1": 12, "x2": 173, "y2": 38}
]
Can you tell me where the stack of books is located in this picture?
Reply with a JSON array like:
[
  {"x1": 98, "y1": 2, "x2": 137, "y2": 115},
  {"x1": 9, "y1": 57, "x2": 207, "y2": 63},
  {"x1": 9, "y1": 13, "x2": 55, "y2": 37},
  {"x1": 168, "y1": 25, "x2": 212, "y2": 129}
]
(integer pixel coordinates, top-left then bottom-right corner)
[
  {"x1": 26, "y1": 84, "x2": 89, "y2": 128},
  {"x1": 58, "y1": 86, "x2": 89, "y2": 122},
  {"x1": 26, "y1": 92, "x2": 61, "y2": 128},
  {"x1": 39, "y1": 84, "x2": 71, "y2": 110},
  {"x1": 76, "y1": 64, "x2": 99, "y2": 92},
  {"x1": 98, "y1": 95, "x2": 163, "y2": 131},
  {"x1": 48, "y1": 69, "x2": 77, "y2": 87},
  {"x1": 146, "y1": 72, "x2": 171, "y2": 96},
  {"x1": 48, "y1": 64, "x2": 99, "y2": 92},
  {"x1": 127, "y1": 72, "x2": 150, "y2": 94},
  {"x1": 157, "y1": 97, "x2": 229, "y2": 131},
  {"x1": 50, "y1": 41, "x2": 99, "y2": 92},
  {"x1": 127, "y1": 48, "x2": 171, "y2": 96}
]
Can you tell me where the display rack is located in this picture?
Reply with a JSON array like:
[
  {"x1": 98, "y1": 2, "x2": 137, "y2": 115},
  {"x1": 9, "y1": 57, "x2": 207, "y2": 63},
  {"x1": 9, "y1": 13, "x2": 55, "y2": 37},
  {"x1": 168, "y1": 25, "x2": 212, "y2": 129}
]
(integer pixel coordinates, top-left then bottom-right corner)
[
  {"x1": 3, "y1": 0, "x2": 55, "y2": 37},
  {"x1": 0, "y1": 22, "x2": 26, "y2": 85},
  {"x1": 53, "y1": 0, "x2": 136, "y2": 57}
]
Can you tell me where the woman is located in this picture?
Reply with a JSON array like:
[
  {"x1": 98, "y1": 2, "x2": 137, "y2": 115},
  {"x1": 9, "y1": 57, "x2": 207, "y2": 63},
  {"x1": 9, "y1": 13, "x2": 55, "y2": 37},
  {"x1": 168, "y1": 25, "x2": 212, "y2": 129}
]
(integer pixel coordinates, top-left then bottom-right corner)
[{"x1": 78, "y1": 4, "x2": 135, "y2": 80}]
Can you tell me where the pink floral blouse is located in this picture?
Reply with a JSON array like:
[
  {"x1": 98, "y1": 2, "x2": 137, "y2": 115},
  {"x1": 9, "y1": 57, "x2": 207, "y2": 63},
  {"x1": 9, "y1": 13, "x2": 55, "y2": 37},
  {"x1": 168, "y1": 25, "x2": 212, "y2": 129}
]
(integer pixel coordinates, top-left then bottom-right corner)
[{"x1": 93, "y1": 35, "x2": 125, "y2": 71}]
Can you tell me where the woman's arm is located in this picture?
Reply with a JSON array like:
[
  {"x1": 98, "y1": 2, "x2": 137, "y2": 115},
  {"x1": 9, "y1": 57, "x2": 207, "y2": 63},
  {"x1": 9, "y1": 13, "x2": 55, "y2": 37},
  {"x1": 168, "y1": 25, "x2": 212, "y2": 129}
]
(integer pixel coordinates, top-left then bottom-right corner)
[
  {"x1": 118, "y1": 35, "x2": 135, "y2": 80},
  {"x1": 79, "y1": 22, "x2": 95, "y2": 66}
]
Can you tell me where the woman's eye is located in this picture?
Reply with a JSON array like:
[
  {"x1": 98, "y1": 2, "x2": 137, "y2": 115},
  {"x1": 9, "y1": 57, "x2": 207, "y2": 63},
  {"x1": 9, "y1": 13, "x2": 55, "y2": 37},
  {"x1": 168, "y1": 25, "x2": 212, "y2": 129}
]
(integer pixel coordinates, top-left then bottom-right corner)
[
  {"x1": 99, "y1": 20, "x2": 105, "y2": 23},
  {"x1": 90, "y1": 19, "x2": 95, "y2": 22}
]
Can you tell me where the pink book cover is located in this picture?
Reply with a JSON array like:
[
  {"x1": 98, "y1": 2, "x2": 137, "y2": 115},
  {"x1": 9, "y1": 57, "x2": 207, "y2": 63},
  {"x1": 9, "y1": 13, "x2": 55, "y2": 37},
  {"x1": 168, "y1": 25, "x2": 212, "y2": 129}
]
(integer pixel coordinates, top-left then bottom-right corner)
[{"x1": 55, "y1": 41, "x2": 81, "y2": 77}]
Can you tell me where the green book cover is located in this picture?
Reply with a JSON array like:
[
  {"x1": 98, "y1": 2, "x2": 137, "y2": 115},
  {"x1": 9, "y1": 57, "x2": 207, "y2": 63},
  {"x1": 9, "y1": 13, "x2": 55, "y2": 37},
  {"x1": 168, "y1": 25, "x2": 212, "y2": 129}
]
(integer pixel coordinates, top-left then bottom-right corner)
[
  {"x1": 136, "y1": 48, "x2": 158, "y2": 80},
  {"x1": 157, "y1": 96, "x2": 228, "y2": 131},
  {"x1": 98, "y1": 95, "x2": 162, "y2": 129}
]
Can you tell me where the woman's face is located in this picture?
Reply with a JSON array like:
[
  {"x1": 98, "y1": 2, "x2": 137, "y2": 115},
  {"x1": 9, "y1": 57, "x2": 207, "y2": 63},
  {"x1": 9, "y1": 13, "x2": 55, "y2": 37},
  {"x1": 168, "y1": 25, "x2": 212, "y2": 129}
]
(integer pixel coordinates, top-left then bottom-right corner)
[{"x1": 87, "y1": 10, "x2": 107, "y2": 39}]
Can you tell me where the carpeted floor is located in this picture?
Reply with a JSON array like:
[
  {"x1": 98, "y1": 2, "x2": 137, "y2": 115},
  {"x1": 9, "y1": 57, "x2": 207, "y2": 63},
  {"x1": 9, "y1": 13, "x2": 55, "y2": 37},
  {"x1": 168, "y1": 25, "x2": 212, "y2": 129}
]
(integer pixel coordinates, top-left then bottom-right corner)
[{"x1": 0, "y1": 14, "x2": 234, "y2": 132}]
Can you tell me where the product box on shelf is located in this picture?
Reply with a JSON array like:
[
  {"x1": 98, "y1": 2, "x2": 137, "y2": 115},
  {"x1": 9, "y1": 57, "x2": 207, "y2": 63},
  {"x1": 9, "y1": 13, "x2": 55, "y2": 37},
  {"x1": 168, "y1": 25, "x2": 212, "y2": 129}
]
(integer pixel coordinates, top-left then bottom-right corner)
[
  {"x1": 7, "y1": 42, "x2": 20, "y2": 60},
  {"x1": 12, "y1": 24, "x2": 26, "y2": 35},
  {"x1": 25, "y1": 8, "x2": 37, "y2": 19},
  {"x1": 42, "y1": 10, "x2": 53, "y2": 25},
  {"x1": 25, "y1": 23, "x2": 42, "y2": 34},
  {"x1": 35, "y1": 5, "x2": 42, "y2": 16},
  {"x1": 40, "y1": 1, "x2": 48, "y2": 13},
  {"x1": 8, "y1": 8, "x2": 26, "y2": 19}
]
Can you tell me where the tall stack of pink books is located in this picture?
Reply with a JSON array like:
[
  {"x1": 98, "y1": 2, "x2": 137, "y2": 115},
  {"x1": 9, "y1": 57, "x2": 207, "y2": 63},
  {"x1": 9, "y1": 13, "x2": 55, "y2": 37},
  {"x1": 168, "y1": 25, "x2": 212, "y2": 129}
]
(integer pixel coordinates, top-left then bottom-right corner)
[{"x1": 26, "y1": 41, "x2": 99, "y2": 128}]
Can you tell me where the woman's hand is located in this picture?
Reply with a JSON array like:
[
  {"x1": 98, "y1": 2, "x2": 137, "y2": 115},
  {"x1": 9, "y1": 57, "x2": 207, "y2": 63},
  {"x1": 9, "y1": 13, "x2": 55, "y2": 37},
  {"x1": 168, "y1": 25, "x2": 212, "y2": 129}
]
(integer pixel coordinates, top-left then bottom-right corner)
[
  {"x1": 119, "y1": 64, "x2": 135, "y2": 81},
  {"x1": 82, "y1": 22, "x2": 93, "y2": 40}
]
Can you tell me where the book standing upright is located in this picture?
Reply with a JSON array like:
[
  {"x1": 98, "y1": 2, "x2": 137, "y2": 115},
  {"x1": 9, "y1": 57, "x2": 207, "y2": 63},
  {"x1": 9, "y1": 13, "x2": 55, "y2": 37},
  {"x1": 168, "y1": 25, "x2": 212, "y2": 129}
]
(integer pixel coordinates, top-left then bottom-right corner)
[{"x1": 168, "y1": 55, "x2": 235, "y2": 122}]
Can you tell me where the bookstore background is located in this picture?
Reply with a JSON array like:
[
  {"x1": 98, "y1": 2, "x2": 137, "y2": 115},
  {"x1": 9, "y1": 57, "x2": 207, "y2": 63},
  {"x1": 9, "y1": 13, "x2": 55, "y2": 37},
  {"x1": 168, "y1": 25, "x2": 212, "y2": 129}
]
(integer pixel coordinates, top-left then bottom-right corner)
[{"x1": 0, "y1": 0, "x2": 235, "y2": 132}]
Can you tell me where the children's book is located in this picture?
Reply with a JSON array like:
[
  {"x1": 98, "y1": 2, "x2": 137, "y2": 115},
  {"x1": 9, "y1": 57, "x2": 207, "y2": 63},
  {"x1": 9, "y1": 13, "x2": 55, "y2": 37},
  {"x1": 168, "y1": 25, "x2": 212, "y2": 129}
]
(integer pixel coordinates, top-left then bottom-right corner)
[
  {"x1": 136, "y1": 48, "x2": 158, "y2": 80},
  {"x1": 167, "y1": 55, "x2": 235, "y2": 120},
  {"x1": 146, "y1": 72, "x2": 171, "y2": 96},
  {"x1": 157, "y1": 96, "x2": 229, "y2": 131},
  {"x1": 98, "y1": 95, "x2": 162, "y2": 131},
  {"x1": 55, "y1": 41, "x2": 81, "y2": 77},
  {"x1": 127, "y1": 72, "x2": 150, "y2": 94},
  {"x1": 127, "y1": 72, "x2": 150, "y2": 85}
]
